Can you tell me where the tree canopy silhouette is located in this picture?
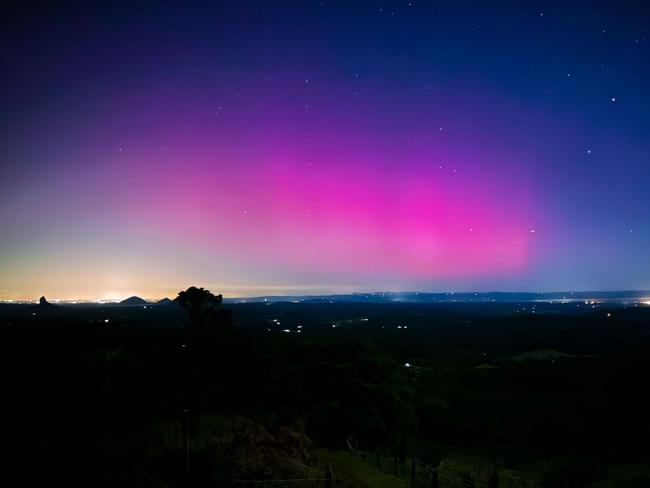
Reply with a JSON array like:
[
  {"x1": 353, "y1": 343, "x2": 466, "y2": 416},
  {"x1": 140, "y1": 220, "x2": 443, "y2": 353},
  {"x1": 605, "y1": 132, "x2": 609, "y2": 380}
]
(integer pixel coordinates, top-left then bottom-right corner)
[{"x1": 174, "y1": 286, "x2": 232, "y2": 328}]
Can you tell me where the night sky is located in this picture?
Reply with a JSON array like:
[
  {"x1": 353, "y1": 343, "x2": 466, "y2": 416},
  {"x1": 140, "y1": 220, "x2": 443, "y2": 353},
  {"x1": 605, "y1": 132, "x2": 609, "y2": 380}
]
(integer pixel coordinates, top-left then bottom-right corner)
[{"x1": 1, "y1": 1, "x2": 649, "y2": 300}]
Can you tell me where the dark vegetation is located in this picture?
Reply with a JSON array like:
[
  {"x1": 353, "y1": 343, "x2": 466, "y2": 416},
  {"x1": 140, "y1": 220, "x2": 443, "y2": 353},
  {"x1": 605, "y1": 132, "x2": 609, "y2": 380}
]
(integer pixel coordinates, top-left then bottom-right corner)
[{"x1": 3, "y1": 289, "x2": 650, "y2": 487}]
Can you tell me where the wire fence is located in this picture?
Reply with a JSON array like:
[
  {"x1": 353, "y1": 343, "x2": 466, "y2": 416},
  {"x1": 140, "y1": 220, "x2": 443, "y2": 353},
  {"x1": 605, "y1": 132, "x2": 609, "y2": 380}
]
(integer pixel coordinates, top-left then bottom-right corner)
[
  {"x1": 214, "y1": 452, "x2": 537, "y2": 488},
  {"x1": 342, "y1": 445, "x2": 501, "y2": 488},
  {"x1": 223, "y1": 479, "x2": 330, "y2": 488},
  {"x1": 217, "y1": 464, "x2": 334, "y2": 488},
  {"x1": 358, "y1": 448, "x2": 439, "y2": 488}
]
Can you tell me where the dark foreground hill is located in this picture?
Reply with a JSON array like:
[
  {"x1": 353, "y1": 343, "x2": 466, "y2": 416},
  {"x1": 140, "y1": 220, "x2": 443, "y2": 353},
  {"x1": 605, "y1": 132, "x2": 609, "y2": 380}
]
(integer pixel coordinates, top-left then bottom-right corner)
[{"x1": 2, "y1": 296, "x2": 650, "y2": 487}]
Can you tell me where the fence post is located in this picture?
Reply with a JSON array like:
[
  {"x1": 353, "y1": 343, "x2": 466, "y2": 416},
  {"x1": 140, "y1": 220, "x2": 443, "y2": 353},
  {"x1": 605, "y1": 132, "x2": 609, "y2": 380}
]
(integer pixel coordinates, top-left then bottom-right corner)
[
  {"x1": 431, "y1": 469, "x2": 439, "y2": 488},
  {"x1": 181, "y1": 408, "x2": 191, "y2": 477},
  {"x1": 488, "y1": 468, "x2": 499, "y2": 488},
  {"x1": 326, "y1": 463, "x2": 333, "y2": 488}
]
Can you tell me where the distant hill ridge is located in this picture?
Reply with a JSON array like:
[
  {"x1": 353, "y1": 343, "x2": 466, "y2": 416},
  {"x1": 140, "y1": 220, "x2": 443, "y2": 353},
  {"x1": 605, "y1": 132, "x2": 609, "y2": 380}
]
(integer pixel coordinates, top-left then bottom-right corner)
[
  {"x1": 119, "y1": 296, "x2": 149, "y2": 305},
  {"x1": 15, "y1": 290, "x2": 650, "y2": 305},
  {"x1": 223, "y1": 290, "x2": 650, "y2": 304}
]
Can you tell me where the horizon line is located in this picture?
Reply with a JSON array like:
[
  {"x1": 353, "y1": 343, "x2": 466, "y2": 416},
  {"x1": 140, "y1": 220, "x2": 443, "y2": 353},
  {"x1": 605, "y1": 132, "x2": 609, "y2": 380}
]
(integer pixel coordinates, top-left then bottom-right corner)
[{"x1": 3, "y1": 288, "x2": 650, "y2": 304}]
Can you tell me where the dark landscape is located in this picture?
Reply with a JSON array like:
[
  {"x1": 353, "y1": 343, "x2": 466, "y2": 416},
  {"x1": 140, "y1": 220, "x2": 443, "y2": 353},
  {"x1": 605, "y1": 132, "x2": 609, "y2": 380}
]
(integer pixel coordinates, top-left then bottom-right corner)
[{"x1": 4, "y1": 290, "x2": 650, "y2": 487}]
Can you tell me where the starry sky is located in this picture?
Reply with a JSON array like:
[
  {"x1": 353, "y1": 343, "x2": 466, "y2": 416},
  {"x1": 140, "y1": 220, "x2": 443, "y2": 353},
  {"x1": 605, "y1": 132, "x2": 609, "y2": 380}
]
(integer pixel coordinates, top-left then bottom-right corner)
[{"x1": 1, "y1": 1, "x2": 649, "y2": 300}]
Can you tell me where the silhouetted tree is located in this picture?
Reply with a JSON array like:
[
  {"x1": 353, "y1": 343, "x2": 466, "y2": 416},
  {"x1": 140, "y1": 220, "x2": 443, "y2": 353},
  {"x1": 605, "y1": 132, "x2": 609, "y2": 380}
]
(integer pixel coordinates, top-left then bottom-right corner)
[{"x1": 174, "y1": 286, "x2": 232, "y2": 329}]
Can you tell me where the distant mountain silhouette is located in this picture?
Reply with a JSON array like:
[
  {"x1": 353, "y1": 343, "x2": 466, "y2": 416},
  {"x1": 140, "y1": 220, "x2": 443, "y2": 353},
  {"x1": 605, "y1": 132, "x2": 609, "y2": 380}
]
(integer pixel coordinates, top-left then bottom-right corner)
[
  {"x1": 223, "y1": 290, "x2": 650, "y2": 304},
  {"x1": 39, "y1": 296, "x2": 51, "y2": 306},
  {"x1": 156, "y1": 297, "x2": 174, "y2": 305},
  {"x1": 120, "y1": 296, "x2": 148, "y2": 305}
]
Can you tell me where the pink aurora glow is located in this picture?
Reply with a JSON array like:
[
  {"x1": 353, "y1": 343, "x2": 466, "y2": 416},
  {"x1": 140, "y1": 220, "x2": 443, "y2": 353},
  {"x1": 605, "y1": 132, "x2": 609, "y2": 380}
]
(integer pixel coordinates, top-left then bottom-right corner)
[{"x1": 114, "y1": 137, "x2": 536, "y2": 281}]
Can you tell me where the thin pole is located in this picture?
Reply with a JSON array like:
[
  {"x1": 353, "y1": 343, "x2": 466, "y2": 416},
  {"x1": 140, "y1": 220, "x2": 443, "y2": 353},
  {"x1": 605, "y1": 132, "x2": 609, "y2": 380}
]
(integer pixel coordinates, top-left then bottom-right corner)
[{"x1": 182, "y1": 408, "x2": 191, "y2": 476}]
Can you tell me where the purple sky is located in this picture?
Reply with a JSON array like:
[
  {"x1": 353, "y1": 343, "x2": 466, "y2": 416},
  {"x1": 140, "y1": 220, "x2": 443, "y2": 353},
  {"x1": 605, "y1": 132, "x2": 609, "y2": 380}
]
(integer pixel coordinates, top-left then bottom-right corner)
[{"x1": 1, "y1": 2, "x2": 649, "y2": 300}]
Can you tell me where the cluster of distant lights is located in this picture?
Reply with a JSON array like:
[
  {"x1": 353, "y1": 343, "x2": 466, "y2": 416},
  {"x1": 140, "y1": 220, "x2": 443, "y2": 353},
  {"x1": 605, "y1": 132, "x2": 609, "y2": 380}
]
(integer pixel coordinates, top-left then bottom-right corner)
[
  {"x1": 267, "y1": 318, "x2": 303, "y2": 333},
  {"x1": 260, "y1": 300, "x2": 650, "y2": 334},
  {"x1": 0, "y1": 298, "x2": 158, "y2": 304},
  {"x1": 4, "y1": 296, "x2": 650, "y2": 308},
  {"x1": 329, "y1": 321, "x2": 409, "y2": 330},
  {"x1": 266, "y1": 316, "x2": 417, "y2": 333}
]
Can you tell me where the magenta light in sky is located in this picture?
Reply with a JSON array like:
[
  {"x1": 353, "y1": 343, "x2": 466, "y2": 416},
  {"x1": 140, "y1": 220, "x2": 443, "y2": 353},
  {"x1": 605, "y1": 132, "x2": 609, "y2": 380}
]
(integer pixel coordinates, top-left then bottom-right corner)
[
  {"x1": 1, "y1": 76, "x2": 544, "y2": 299},
  {"x1": 2, "y1": 2, "x2": 649, "y2": 299}
]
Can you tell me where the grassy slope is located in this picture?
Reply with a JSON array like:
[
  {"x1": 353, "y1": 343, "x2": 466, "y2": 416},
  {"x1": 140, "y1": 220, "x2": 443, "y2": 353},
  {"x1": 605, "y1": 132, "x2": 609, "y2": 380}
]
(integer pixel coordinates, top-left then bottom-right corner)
[{"x1": 317, "y1": 450, "x2": 409, "y2": 488}]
